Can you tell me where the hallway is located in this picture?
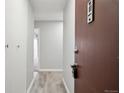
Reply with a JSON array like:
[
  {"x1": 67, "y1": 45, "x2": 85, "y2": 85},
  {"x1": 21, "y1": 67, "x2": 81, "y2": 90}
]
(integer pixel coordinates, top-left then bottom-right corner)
[{"x1": 6, "y1": 0, "x2": 75, "y2": 93}]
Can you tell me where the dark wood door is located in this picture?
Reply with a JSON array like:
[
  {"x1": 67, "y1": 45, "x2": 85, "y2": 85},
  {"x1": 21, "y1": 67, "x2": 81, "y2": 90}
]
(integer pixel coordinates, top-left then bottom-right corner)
[{"x1": 75, "y1": 0, "x2": 119, "y2": 93}]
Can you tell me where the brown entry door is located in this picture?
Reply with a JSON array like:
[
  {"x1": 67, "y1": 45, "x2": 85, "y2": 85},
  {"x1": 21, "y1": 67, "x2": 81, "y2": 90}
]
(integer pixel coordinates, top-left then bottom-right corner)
[{"x1": 75, "y1": 0, "x2": 119, "y2": 93}]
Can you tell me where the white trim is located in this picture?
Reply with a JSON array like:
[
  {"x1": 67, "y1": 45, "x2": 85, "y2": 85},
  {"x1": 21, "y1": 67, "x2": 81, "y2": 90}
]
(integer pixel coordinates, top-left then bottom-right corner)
[
  {"x1": 62, "y1": 78, "x2": 70, "y2": 93},
  {"x1": 26, "y1": 72, "x2": 38, "y2": 93},
  {"x1": 37, "y1": 69, "x2": 63, "y2": 72}
]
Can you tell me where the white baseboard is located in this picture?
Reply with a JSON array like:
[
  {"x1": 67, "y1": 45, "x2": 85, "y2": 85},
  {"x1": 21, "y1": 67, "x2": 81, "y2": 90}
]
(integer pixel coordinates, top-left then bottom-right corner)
[
  {"x1": 27, "y1": 72, "x2": 38, "y2": 93},
  {"x1": 62, "y1": 78, "x2": 70, "y2": 93},
  {"x1": 37, "y1": 69, "x2": 63, "y2": 72}
]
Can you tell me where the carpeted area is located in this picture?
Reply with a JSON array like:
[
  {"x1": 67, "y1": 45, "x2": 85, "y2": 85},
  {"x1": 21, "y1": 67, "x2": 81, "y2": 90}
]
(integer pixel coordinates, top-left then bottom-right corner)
[{"x1": 30, "y1": 71, "x2": 67, "y2": 93}]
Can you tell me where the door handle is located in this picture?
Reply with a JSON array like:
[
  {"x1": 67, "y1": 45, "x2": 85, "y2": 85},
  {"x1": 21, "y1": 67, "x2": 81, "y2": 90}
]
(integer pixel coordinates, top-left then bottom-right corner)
[{"x1": 71, "y1": 63, "x2": 78, "y2": 79}]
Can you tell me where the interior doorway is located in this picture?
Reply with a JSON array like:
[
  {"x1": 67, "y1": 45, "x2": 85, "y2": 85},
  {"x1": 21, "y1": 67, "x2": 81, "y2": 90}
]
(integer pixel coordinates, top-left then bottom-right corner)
[{"x1": 33, "y1": 28, "x2": 40, "y2": 76}]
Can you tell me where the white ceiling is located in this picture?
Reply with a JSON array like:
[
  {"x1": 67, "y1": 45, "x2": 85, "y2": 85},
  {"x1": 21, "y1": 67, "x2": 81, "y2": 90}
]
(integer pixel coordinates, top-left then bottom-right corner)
[{"x1": 30, "y1": 0, "x2": 66, "y2": 21}]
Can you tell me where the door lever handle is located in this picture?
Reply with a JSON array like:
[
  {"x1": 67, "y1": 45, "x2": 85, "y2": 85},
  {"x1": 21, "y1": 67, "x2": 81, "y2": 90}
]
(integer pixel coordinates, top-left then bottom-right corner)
[{"x1": 71, "y1": 63, "x2": 78, "y2": 79}]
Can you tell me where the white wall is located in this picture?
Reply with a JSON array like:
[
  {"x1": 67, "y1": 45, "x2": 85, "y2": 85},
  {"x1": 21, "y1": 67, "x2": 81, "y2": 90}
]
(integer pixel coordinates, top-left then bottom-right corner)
[
  {"x1": 35, "y1": 12, "x2": 63, "y2": 21},
  {"x1": 30, "y1": 0, "x2": 65, "y2": 21},
  {"x1": 27, "y1": 0, "x2": 34, "y2": 90},
  {"x1": 63, "y1": 0, "x2": 75, "y2": 93},
  {"x1": 35, "y1": 21, "x2": 63, "y2": 69},
  {"x1": 5, "y1": 0, "x2": 34, "y2": 93}
]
